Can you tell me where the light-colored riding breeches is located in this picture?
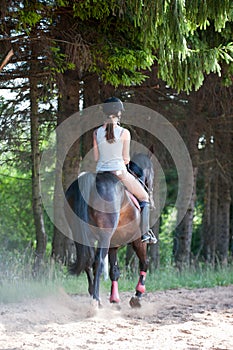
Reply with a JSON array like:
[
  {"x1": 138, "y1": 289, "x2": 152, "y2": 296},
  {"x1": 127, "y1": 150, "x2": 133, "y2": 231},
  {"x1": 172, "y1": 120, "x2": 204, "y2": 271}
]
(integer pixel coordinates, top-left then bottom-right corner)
[{"x1": 116, "y1": 170, "x2": 149, "y2": 202}]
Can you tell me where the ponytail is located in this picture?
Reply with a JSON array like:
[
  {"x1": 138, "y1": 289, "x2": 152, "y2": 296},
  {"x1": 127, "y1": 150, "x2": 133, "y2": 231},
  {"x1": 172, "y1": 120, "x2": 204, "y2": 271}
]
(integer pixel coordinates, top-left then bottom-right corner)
[{"x1": 105, "y1": 117, "x2": 115, "y2": 143}]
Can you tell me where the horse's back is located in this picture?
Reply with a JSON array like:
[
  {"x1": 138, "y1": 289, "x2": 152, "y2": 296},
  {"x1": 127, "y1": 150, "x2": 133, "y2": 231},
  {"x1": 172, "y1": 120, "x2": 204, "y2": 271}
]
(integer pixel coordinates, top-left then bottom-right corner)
[{"x1": 65, "y1": 170, "x2": 141, "y2": 248}]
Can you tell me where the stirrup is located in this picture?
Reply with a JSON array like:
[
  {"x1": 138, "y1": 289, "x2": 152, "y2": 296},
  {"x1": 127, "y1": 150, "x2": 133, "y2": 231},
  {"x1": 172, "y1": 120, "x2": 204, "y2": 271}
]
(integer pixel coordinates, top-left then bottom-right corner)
[{"x1": 141, "y1": 230, "x2": 157, "y2": 244}]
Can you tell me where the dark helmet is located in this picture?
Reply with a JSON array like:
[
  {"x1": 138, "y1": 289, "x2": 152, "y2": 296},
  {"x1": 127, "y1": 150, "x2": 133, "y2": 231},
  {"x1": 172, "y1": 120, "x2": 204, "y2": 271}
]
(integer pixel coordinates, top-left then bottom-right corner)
[{"x1": 103, "y1": 97, "x2": 125, "y2": 115}]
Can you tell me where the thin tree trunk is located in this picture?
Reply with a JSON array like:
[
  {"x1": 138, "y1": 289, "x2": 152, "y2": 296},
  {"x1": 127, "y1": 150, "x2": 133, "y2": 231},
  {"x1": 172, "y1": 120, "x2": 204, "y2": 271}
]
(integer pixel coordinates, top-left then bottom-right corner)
[
  {"x1": 216, "y1": 174, "x2": 231, "y2": 265},
  {"x1": 202, "y1": 165, "x2": 212, "y2": 263},
  {"x1": 230, "y1": 205, "x2": 233, "y2": 260},
  {"x1": 79, "y1": 73, "x2": 101, "y2": 172},
  {"x1": 215, "y1": 122, "x2": 231, "y2": 266},
  {"x1": 202, "y1": 169, "x2": 218, "y2": 265},
  {"x1": 29, "y1": 63, "x2": 47, "y2": 274},
  {"x1": 52, "y1": 70, "x2": 80, "y2": 263},
  {"x1": 174, "y1": 167, "x2": 198, "y2": 269},
  {"x1": 148, "y1": 219, "x2": 160, "y2": 271},
  {"x1": 210, "y1": 173, "x2": 218, "y2": 263},
  {"x1": 173, "y1": 115, "x2": 199, "y2": 270}
]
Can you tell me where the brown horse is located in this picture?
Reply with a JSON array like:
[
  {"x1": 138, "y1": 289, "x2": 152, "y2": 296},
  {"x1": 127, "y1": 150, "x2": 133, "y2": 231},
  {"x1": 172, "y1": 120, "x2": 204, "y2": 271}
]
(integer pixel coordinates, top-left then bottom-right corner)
[{"x1": 65, "y1": 153, "x2": 154, "y2": 308}]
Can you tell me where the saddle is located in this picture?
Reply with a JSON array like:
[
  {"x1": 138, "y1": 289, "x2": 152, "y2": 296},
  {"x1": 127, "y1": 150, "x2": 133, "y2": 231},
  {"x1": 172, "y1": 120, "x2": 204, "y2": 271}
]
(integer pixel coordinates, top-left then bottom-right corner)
[{"x1": 96, "y1": 170, "x2": 141, "y2": 211}]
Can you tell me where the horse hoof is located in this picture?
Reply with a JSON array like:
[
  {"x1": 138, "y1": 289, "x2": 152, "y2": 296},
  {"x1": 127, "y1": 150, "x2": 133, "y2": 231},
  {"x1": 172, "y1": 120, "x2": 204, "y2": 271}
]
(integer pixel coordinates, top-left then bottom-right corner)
[
  {"x1": 98, "y1": 301, "x2": 103, "y2": 309},
  {"x1": 87, "y1": 298, "x2": 103, "y2": 317},
  {"x1": 129, "y1": 296, "x2": 142, "y2": 308},
  {"x1": 111, "y1": 301, "x2": 121, "y2": 311},
  {"x1": 91, "y1": 299, "x2": 103, "y2": 309},
  {"x1": 110, "y1": 296, "x2": 120, "y2": 303}
]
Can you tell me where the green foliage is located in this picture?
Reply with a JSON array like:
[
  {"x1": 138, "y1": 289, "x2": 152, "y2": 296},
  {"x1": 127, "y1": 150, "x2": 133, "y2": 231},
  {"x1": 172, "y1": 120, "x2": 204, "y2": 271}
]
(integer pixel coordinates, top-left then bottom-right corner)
[
  {"x1": 17, "y1": 9, "x2": 42, "y2": 31},
  {"x1": 4, "y1": 0, "x2": 233, "y2": 91},
  {"x1": 159, "y1": 207, "x2": 176, "y2": 266},
  {"x1": 185, "y1": 0, "x2": 231, "y2": 32},
  {"x1": 14, "y1": 1, "x2": 44, "y2": 33},
  {"x1": 0, "y1": 165, "x2": 53, "y2": 251},
  {"x1": 73, "y1": 0, "x2": 113, "y2": 20},
  {"x1": 88, "y1": 0, "x2": 233, "y2": 90},
  {"x1": 91, "y1": 45, "x2": 154, "y2": 86},
  {"x1": 155, "y1": 2, "x2": 233, "y2": 92},
  {"x1": 148, "y1": 0, "x2": 233, "y2": 92},
  {"x1": 46, "y1": 44, "x2": 76, "y2": 76},
  {"x1": 0, "y1": 168, "x2": 33, "y2": 250},
  {"x1": 0, "y1": 88, "x2": 56, "y2": 254}
]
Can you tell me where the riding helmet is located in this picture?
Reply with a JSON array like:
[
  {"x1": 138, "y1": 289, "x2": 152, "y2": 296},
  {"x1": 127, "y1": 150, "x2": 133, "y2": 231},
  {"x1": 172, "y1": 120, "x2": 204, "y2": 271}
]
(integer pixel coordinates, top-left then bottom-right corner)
[{"x1": 103, "y1": 97, "x2": 125, "y2": 115}]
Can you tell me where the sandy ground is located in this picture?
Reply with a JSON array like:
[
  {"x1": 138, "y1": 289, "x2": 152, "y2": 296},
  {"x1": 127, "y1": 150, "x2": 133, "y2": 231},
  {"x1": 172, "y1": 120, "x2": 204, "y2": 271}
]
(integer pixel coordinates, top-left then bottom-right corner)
[{"x1": 0, "y1": 285, "x2": 233, "y2": 350}]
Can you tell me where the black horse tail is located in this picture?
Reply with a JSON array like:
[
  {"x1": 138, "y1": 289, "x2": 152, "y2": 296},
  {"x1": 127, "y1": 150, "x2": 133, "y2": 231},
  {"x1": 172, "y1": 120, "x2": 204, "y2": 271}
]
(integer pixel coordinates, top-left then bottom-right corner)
[
  {"x1": 69, "y1": 242, "x2": 95, "y2": 276},
  {"x1": 65, "y1": 172, "x2": 96, "y2": 276}
]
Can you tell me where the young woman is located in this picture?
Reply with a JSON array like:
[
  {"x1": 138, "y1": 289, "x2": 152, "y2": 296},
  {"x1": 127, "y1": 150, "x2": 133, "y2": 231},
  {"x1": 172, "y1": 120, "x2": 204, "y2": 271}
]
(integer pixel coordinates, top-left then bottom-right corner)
[{"x1": 93, "y1": 97, "x2": 156, "y2": 244}]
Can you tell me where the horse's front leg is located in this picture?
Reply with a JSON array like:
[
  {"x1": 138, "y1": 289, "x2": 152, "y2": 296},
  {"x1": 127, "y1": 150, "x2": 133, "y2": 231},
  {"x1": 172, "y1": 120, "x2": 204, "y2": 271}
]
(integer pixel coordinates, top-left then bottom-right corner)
[
  {"x1": 109, "y1": 247, "x2": 120, "y2": 303},
  {"x1": 92, "y1": 247, "x2": 108, "y2": 306},
  {"x1": 130, "y1": 240, "x2": 149, "y2": 308}
]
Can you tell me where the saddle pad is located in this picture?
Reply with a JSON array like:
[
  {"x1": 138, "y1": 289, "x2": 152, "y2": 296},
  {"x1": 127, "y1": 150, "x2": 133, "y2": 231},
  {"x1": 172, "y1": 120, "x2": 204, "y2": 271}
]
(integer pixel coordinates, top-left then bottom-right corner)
[{"x1": 125, "y1": 190, "x2": 141, "y2": 211}]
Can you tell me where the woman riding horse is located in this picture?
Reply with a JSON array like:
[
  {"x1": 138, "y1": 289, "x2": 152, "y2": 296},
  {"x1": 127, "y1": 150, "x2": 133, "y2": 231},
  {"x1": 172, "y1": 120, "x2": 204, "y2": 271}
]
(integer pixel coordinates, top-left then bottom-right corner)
[
  {"x1": 66, "y1": 98, "x2": 157, "y2": 306},
  {"x1": 66, "y1": 152, "x2": 156, "y2": 306},
  {"x1": 93, "y1": 97, "x2": 157, "y2": 244}
]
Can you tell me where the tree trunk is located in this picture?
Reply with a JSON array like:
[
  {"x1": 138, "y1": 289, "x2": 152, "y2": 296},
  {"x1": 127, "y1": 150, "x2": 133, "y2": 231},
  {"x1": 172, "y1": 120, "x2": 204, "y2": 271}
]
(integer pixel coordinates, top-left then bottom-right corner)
[
  {"x1": 215, "y1": 121, "x2": 231, "y2": 266},
  {"x1": 200, "y1": 116, "x2": 218, "y2": 265},
  {"x1": 79, "y1": 73, "x2": 101, "y2": 172},
  {"x1": 174, "y1": 167, "x2": 198, "y2": 269},
  {"x1": 29, "y1": 61, "x2": 47, "y2": 274},
  {"x1": 173, "y1": 116, "x2": 199, "y2": 270},
  {"x1": 202, "y1": 164, "x2": 218, "y2": 265},
  {"x1": 148, "y1": 220, "x2": 160, "y2": 271},
  {"x1": 216, "y1": 174, "x2": 231, "y2": 265},
  {"x1": 52, "y1": 70, "x2": 80, "y2": 263},
  {"x1": 230, "y1": 202, "x2": 233, "y2": 260}
]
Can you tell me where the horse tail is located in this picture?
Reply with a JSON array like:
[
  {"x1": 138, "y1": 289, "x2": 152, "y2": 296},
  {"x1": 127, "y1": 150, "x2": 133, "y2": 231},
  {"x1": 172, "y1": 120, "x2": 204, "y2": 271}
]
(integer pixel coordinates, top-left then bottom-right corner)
[
  {"x1": 69, "y1": 242, "x2": 95, "y2": 276},
  {"x1": 65, "y1": 172, "x2": 96, "y2": 276}
]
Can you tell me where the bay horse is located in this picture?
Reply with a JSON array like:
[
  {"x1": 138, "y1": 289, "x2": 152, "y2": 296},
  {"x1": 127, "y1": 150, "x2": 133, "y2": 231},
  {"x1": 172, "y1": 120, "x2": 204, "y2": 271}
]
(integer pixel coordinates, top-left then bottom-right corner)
[{"x1": 65, "y1": 153, "x2": 154, "y2": 308}]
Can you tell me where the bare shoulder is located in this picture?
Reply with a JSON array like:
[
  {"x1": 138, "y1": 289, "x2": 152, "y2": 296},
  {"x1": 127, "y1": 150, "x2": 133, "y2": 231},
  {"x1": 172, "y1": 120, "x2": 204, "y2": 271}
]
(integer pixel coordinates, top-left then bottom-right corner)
[{"x1": 121, "y1": 127, "x2": 131, "y2": 140}]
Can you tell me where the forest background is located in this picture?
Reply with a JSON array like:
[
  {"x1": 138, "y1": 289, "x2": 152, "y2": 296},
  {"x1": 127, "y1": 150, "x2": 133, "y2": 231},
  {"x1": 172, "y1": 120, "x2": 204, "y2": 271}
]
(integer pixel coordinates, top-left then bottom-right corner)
[{"x1": 0, "y1": 0, "x2": 233, "y2": 276}]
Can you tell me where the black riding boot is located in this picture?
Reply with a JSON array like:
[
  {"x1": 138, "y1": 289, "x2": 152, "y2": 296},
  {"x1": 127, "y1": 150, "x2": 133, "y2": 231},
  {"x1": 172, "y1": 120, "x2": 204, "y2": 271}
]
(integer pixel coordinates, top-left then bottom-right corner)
[{"x1": 140, "y1": 201, "x2": 157, "y2": 244}]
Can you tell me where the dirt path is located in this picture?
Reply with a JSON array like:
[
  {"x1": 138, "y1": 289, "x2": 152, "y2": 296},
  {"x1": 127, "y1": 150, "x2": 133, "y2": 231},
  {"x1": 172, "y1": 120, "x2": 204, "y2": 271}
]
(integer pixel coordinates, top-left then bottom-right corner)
[{"x1": 0, "y1": 285, "x2": 233, "y2": 350}]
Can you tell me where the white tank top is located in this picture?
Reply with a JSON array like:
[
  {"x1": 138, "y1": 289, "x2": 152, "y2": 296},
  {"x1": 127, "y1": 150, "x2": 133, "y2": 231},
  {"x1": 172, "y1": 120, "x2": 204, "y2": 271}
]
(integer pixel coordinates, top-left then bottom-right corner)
[{"x1": 96, "y1": 125, "x2": 126, "y2": 172}]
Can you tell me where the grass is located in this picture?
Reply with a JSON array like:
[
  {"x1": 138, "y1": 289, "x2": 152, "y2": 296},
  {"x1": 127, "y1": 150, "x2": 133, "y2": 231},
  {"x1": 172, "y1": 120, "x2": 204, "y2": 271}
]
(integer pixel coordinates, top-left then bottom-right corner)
[
  {"x1": 146, "y1": 265, "x2": 233, "y2": 291},
  {"x1": 0, "y1": 250, "x2": 233, "y2": 304},
  {"x1": 101, "y1": 264, "x2": 233, "y2": 293}
]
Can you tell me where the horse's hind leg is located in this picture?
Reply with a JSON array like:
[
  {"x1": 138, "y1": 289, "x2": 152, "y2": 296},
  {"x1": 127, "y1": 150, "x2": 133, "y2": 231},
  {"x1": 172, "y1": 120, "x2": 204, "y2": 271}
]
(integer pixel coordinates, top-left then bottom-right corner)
[
  {"x1": 130, "y1": 240, "x2": 149, "y2": 308},
  {"x1": 109, "y1": 247, "x2": 120, "y2": 303},
  {"x1": 85, "y1": 266, "x2": 94, "y2": 296}
]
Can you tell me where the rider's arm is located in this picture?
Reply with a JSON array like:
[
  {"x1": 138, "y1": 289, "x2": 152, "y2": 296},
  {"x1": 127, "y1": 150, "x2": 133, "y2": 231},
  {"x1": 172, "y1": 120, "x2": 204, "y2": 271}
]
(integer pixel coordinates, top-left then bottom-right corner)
[
  {"x1": 93, "y1": 129, "x2": 99, "y2": 162},
  {"x1": 122, "y1": 128, "x2": 131, "y2": 165}
]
